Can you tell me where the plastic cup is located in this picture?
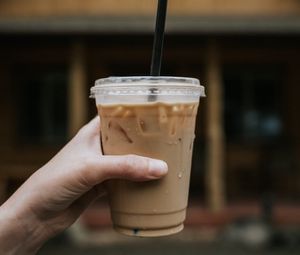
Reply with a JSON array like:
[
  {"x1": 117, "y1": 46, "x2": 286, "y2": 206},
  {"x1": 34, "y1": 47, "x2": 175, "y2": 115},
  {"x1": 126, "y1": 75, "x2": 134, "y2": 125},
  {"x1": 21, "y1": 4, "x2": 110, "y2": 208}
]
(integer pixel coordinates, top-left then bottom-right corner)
[{"x1": 90, "y1": 76, "x2": 205, "y2": 237}]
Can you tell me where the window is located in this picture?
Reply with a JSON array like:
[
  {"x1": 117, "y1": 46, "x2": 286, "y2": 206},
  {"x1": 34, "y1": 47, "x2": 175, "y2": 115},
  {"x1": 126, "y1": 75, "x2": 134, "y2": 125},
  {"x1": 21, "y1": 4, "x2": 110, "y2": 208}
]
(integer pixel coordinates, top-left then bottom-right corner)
[
  {"x1": 224, "y1": 66, "x2": 283, "y2": 144},
  {"x1": 16, "y1": 66, "x2": 68, "y2": 145}
]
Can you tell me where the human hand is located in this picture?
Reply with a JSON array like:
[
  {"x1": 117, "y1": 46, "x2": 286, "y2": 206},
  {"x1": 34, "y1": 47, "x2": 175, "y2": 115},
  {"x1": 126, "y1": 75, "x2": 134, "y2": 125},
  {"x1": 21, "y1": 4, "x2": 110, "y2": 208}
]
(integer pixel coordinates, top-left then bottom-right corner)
[{"x1": 0, "y1": 117, "x2": 168, "y2": 254}]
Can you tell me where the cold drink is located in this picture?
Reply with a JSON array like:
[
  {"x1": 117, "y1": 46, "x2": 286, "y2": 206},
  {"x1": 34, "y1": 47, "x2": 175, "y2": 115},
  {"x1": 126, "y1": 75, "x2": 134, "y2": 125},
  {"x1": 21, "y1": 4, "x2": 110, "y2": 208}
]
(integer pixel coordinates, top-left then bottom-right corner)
[{"x1": 91, "y1": 77, "x2": 205, "y2": 237}]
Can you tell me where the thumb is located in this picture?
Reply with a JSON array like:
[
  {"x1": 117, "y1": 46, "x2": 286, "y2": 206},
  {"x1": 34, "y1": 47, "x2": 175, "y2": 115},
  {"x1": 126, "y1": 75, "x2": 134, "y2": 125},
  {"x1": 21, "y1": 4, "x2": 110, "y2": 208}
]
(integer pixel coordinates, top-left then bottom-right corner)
[{"x1": 86, "y1": 154, "x2": 168, "y2": 185}]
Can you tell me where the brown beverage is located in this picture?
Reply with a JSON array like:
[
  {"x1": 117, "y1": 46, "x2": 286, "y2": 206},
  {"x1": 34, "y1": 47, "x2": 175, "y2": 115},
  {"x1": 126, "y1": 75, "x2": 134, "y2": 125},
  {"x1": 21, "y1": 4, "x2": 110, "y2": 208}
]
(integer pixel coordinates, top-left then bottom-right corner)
[
  {"x1": 97, "y1": 102, "x2": 198, "y2": 236},
  {"x1": 91, "y1": 77, "x2": 205, "y2": 237}
]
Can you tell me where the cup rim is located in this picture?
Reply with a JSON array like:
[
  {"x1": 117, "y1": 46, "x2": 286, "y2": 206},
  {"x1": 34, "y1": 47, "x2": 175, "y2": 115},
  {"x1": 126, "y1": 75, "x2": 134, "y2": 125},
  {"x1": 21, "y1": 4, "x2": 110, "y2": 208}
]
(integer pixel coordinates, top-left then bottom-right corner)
[
  {"x1": 94, "y1": 76, "x2": 201, "y2": 86},
  {"x1": 91, "y1": 76, "x2": 205, "y2": 98}
]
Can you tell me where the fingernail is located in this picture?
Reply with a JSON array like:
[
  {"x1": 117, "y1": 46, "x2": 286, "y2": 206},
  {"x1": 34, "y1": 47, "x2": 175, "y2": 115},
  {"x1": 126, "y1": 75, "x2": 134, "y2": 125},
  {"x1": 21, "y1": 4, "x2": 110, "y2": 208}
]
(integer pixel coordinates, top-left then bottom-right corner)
[{"x1": 149, "y1": 160, "x2": 168, "y2": 177}]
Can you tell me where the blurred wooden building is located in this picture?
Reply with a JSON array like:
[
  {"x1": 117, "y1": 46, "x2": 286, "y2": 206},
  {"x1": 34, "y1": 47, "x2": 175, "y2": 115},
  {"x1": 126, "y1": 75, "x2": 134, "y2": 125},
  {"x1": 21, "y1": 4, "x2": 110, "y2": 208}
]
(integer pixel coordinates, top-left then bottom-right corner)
[{"x1": 0, "y1": 0, "x2": 300, "y2": 226}]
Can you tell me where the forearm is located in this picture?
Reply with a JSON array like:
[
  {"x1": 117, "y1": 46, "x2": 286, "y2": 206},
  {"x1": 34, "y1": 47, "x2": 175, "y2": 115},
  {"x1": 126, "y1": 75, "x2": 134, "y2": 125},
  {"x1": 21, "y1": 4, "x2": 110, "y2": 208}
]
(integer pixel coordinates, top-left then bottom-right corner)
[{"x1": 0, "y1": 200, "x2": 47, "y2": 255}]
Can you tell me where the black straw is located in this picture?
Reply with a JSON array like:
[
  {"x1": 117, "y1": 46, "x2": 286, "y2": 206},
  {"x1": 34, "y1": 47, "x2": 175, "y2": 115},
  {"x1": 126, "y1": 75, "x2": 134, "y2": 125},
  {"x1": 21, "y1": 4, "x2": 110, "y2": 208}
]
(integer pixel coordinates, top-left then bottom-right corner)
[{"x1": 150, "y1": 0, "x2": 168, "y2": 76}]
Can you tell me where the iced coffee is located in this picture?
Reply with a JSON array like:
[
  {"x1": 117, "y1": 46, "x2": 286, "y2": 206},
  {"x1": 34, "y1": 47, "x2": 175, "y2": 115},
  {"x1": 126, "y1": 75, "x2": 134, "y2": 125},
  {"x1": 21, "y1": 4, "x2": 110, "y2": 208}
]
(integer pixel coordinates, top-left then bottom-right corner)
[{"x1": 91, "y1": 77, "x2": 205, "y2": 237}]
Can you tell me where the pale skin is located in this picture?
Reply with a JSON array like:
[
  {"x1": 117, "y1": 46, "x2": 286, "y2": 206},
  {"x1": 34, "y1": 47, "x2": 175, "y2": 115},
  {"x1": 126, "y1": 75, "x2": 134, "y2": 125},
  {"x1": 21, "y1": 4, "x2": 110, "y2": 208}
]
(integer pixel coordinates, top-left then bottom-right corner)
[{"x1": 0, "y1": 117, "x2": 168, "y2": 254}]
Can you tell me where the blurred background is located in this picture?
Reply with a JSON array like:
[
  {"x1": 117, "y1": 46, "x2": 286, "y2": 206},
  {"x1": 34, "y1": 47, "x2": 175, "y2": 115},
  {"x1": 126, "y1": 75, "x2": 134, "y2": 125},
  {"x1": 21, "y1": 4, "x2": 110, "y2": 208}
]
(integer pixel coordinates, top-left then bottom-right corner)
[{"x1": 0, "y1": 0, "x2": 300, "y2": 254}]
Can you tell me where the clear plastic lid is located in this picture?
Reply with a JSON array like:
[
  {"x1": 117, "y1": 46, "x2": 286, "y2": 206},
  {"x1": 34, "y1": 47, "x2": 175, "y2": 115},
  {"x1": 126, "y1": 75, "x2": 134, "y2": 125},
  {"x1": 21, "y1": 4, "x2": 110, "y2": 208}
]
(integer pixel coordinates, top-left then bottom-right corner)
[{"x1": 90, "y1": 76, "x2": 205, "y2": 104}]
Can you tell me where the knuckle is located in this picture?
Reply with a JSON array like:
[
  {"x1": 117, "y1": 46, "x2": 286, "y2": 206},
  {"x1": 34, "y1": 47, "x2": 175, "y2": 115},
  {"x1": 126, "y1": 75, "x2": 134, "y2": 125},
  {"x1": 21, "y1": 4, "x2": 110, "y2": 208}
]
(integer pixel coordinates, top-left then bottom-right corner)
[
  {"x1": 121, "y1": 155, "x2": 148, "y2": 179},
  {"x1": 122, "y1": 154, "x2": 136, "y2": 171}
]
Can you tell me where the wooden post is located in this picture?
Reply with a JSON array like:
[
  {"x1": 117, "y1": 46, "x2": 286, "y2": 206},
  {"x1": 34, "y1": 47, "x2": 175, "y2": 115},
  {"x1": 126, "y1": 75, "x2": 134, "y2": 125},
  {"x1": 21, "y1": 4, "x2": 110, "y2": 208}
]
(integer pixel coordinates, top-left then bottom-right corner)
[
  {"x1": 68, "y1": 41, "x2": 88, "y2": 137},
  {"x1": 205, "y1": 39, "x2": 226, "y2": 212}
]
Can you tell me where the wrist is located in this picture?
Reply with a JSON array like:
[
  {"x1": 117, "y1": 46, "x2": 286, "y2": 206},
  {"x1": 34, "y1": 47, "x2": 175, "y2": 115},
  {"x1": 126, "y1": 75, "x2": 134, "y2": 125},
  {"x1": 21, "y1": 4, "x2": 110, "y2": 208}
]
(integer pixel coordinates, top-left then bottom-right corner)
[{"x1": 0, "y1": 202, "x2": 47, "y2": 254}]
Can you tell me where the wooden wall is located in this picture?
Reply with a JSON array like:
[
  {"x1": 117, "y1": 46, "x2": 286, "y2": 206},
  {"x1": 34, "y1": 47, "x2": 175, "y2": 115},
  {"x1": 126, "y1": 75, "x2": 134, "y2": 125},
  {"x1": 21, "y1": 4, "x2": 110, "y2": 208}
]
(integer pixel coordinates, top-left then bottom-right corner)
[
  {"x1": 1, "y1": 34, "x2": 300, "y2": 205},
  {"x1": 0, "y1": 0, "x2": 300, "y2": 18}
]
